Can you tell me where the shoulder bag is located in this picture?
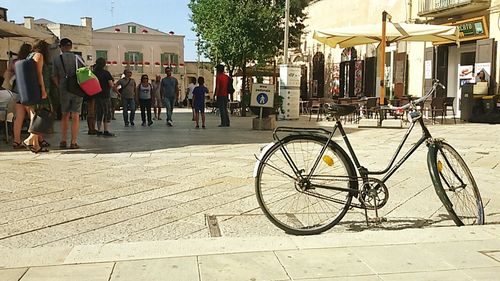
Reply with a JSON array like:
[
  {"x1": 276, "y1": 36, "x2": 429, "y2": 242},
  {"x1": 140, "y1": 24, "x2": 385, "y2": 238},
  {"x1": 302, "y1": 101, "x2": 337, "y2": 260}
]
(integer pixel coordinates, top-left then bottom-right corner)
[{"x1": 60, "y1": 54, "x2": 86, "y2": 97}]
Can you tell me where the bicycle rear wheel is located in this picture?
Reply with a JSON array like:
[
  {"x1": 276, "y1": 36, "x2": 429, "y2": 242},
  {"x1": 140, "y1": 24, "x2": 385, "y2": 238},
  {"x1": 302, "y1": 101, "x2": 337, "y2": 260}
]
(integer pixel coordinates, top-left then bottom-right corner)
[
  {"x1": 255, "y1": 134, "x2": 357, "y2": 235},
  {"x1": 427, "y1": 142, "x2": 484, "y2": 226}
]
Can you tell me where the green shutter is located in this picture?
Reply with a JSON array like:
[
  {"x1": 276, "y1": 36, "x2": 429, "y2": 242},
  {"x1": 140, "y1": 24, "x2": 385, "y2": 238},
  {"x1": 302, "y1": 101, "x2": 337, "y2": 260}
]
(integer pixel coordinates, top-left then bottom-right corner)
[
  {"x1": 96, "y1": 50, "x2": 107, "y2": 61},
  {"x1": 124, "y1": 52, "x2": 130, "y2": 66},
  {"x1": 161, "y1": 53, "x2": 167, "y2": 73},
  {"x1": 138, "y1": 53, "x2": 144, "y2": 73}
]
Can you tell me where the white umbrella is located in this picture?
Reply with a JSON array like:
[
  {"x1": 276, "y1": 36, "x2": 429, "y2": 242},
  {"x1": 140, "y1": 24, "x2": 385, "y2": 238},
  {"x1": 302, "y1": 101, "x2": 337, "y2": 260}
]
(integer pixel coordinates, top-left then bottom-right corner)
[{"x1": 313, "y1": 22, "x2": 460, "y2": 48}]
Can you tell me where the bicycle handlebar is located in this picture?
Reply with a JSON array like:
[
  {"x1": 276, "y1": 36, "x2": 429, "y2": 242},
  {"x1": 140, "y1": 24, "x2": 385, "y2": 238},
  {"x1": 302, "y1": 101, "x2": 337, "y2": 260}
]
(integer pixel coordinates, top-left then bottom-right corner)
[{"x1": 393, "y1": 80, "x2": 445, "y2": 111}]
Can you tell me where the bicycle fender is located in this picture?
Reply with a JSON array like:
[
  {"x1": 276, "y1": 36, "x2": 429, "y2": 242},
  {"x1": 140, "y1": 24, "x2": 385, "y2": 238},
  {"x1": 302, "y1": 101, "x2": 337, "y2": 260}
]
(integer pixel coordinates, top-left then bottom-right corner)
[
  {"x1": 427, "y1": 142, "x2": 454, "y2": 209},
  {"x1": 253, "y1": 142, "x2": 276, "y2": 178}
]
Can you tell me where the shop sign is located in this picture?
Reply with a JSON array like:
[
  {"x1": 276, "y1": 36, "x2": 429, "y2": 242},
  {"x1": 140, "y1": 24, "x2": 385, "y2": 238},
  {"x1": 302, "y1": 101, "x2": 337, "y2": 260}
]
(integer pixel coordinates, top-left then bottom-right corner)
[{"x1": 447, "y1": 16, "x2": 489, "y2": 42}]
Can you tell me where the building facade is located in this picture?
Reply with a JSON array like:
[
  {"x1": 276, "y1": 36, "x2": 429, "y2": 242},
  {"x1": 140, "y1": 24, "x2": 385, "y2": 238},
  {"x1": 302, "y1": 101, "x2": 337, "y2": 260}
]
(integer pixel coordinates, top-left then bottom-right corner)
[
  {"x1": 14, "y1": 16, "x2": 187, "y2": 98},
  {"x1": 301, "y1": 0, "x2": 411, "y2": 100},
  {"x1": 301, "y1": 0, "x2": 500, "y2": 120}
]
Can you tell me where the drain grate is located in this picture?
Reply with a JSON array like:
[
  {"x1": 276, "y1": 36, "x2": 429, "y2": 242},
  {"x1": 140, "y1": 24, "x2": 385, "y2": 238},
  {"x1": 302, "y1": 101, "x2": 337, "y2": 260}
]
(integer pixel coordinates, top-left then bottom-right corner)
[{"x1": 206, "y1": 215, "x2": 222, "y2": 237}]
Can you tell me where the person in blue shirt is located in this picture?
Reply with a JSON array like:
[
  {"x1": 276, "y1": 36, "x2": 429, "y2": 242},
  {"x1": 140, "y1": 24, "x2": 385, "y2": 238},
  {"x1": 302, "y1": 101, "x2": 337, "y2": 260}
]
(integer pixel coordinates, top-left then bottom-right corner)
[{"x1": 192, "y1": 76, "x2": 208, "y2": 129}]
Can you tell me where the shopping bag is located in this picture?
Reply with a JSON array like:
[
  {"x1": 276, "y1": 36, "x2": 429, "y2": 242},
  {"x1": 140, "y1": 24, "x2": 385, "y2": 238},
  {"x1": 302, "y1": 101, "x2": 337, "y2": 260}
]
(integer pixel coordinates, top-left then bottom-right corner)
[
  {"x1": 60, "y1": 54, "x2": 86, "y2": 97},
  {"x1": 28, "y1": 107, "x2": 54, "y2": 135},
  {"x1": 76, "y1": 66, "x2": 102, "y2": 96}
]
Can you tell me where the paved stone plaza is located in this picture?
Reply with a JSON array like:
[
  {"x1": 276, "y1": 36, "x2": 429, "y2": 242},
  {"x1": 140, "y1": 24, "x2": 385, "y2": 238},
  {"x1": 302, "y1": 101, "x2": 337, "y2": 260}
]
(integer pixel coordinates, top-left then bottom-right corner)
[
  {"x1": 0, "y1": 110, "x2": 499, "y2": 279},
  {"x1": 0, "y1": 110, "x2": 499, "y2": 248}
]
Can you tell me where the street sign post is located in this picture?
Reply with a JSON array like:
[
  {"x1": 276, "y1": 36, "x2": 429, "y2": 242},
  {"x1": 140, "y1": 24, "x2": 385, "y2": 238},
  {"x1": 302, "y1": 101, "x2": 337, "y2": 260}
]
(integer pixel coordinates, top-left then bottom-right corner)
[{"x1": 251, "y1": 84, "x2": 275, "y2": 130}]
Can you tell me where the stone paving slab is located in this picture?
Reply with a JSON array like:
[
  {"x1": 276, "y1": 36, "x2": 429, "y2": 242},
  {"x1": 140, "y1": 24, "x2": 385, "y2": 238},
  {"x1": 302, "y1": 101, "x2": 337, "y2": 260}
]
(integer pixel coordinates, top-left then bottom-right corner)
[
  {"x1": 0, "y1": 110, "x2": 498, "y2": 249},
  {"x1": 0, "y1": 226, "x2": 499, "y2": 280}
]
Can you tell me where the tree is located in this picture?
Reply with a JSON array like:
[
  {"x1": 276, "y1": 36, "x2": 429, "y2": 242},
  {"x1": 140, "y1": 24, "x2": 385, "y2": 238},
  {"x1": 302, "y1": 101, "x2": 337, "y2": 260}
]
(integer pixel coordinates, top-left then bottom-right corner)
[{"x1": 189, "y1": 0, "x2": 308, "y2": 93}]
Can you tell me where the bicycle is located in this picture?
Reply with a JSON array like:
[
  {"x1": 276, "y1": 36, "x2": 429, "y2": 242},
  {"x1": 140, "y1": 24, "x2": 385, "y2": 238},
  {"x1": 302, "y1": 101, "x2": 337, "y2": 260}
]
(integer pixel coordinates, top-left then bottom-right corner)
[{"x1": 254, "y1": 81, "x2": 484, "y2": 235}]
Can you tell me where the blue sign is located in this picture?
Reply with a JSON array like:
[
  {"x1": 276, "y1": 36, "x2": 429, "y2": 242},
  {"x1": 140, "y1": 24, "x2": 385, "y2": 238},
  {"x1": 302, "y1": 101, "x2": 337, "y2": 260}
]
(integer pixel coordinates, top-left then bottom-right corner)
[{"x1": 256, "y1": 93, "x2": 269, "y2": 105}]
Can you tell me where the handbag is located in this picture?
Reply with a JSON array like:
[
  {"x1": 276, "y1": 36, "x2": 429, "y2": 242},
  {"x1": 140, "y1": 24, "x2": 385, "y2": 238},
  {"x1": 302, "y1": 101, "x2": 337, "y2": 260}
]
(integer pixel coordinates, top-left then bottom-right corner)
[
  {"x1": 75, "y1": 56, "x2": 102, "y2": 96},
  {"x1": 60, "y1": 55, "x2": 86, "y2": 97},
  {"x1": 28, "y1": 107, "x2": 54, "y2": 135}
]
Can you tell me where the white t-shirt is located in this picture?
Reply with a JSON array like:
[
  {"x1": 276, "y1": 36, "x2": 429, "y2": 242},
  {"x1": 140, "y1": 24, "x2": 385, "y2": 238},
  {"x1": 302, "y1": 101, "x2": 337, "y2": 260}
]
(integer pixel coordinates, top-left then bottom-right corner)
[
  {"x1": 139, "y1": 84, "x2": 152, "y2": 99},
  {"x1": 187, "y1": 83, "x2": 196, "y2": 99}
]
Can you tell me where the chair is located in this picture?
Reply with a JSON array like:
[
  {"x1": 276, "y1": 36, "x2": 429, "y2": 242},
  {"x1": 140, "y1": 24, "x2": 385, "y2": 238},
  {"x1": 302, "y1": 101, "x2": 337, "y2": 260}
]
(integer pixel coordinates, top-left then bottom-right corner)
[
  {"x1": 0, "y1": 90, "x2": 15, "y2": 143},
  {"x1": 365, "y1": 97, "x2": 379, "y2": 119},
  {"x1": 299, "y1": 99, "x2": 309, "y2": 115},
  {"x1": 444, "y1": 97, "x2": 457, "y2": 124},
  {"x1": 308, "y1": 99, "x2": 324, "y2": 121},
  {"x1": 430, "y1": 97, "x2": 445, "y2": 124}
]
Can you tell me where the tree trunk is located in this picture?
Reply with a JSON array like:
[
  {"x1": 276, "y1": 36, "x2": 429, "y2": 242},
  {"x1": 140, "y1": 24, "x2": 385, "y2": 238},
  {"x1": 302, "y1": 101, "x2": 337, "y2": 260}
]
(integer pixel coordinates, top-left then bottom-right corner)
[{"x1": 241, "y1": 64, "x2": 248, "y2": 117}]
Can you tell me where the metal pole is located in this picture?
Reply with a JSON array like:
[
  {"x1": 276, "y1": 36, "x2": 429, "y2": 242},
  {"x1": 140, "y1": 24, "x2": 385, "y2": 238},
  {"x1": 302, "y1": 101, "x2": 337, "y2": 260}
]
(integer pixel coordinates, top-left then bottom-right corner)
[
  {"x1": 284, "y1": 0, "x2": 290, "y2": 64},
  {"x1": 379, "y1": 11, "x2": 390, "y2": 106}
]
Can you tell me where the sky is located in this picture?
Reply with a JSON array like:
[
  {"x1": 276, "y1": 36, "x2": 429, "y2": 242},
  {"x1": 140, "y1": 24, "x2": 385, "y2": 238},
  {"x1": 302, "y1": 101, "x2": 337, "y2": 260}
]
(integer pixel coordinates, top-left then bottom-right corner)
[{"x1": 2, "y1": 0, "x2": 201, "y2": 61}]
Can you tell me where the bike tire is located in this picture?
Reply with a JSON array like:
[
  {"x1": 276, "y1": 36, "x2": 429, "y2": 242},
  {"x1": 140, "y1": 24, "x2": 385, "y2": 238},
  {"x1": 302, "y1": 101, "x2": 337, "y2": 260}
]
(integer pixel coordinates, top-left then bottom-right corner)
[
  {"x1": 255, "y1": 134, "x2": 358, "y2": 235},
  {"x1": 427, "y1": 141, "x2": 484, "y2": 226}
]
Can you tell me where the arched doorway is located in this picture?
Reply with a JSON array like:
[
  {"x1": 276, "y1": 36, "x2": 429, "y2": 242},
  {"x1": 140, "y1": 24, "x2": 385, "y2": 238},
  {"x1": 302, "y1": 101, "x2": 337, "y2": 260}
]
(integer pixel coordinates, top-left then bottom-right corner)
[{"x1": 313, "y1": 52, "x2": 325, "y2": 98}]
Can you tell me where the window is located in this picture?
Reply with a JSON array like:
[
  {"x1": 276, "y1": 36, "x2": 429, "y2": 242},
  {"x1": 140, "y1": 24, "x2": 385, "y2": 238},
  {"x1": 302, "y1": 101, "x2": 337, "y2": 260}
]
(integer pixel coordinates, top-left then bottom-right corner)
[
  {"x1": 124, "y1": 51, "x2": 143, "y2": 73},
  {"x1": 128, "y1": 25, "x2": 137, "y2": 34},
  {"x1": 96, "y1": 50, "x2": 107, "y2": 61},
  {"x1": 161, "y1": 53, "x2": 179, "y2": 74}
]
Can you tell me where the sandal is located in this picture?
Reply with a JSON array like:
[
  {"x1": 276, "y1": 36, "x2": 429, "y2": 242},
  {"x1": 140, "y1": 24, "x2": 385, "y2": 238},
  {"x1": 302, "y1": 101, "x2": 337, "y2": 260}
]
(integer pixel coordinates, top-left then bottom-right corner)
[
  {"x1": 59, "y1": 141, "x2": 67, "y2": 149},
  {"x1": 69, "y1": 143, "x2": 80, "y2": 149},
  {"x1": 40, "y1": 140, "x2": 50, "y2": 148},
  {"x1": 13, "y1": 141, "x2": 25, "y2": 149},
  {"x1": 22, "y1": 141, "x2": 48, "y2": 153}
]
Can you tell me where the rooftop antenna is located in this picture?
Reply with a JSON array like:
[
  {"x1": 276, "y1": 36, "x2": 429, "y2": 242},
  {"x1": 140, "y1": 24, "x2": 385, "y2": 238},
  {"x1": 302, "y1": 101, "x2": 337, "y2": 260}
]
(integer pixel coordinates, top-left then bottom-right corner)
[{"x1": 110, "y1": 0, "x2": 115, "y2": 25}]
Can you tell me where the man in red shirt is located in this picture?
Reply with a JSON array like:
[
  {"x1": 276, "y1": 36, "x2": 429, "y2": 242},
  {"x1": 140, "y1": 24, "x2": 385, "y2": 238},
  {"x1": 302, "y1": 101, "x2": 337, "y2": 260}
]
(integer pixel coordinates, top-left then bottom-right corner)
[{"x1": 215, "y1": 64, "x2": 230, "y2": 127}]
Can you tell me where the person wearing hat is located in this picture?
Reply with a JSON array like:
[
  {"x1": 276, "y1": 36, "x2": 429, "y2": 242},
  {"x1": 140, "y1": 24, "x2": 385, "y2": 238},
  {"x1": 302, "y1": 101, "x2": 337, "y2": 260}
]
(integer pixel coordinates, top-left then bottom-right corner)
[{"x1": 52, "y1": 38, "x2": 84, "y2": 149}]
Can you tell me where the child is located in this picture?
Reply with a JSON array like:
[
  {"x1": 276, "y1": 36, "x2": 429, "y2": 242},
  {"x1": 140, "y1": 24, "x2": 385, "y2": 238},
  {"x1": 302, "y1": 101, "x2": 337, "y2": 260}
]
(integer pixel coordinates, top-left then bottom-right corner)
[{"x1": 192, "y1": 76, "x2": 208, "y2": 128}]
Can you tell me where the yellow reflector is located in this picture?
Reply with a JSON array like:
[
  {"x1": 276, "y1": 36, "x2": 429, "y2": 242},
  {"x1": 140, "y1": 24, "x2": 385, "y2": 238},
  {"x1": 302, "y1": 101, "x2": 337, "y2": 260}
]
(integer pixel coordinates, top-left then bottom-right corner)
[
  {"x1": 437, "y1": 160, "x2": 443, "y2": 172},
  {"x1": 323, "y1": 155, "x2": 334, "y2": 166}
]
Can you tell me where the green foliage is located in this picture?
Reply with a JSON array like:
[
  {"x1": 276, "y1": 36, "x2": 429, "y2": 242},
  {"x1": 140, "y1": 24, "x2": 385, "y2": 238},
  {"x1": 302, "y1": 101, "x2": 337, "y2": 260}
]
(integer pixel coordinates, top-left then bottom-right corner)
[{"x1": 189, "y1": 0, "x2": 308, "y2": 75}]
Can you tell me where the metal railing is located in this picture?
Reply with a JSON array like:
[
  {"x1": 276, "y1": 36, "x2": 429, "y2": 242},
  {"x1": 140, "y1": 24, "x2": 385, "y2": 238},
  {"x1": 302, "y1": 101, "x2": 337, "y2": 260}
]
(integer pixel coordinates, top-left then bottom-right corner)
[{"x1": 419, "y1": 0, "x2": 473, "y2": 14}]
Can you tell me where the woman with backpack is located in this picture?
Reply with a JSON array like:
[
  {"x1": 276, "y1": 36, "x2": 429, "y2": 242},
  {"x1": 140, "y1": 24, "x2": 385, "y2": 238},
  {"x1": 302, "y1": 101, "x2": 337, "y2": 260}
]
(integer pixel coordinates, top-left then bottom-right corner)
[{"x1": 21, "y1": 40, "x2": 51, "y2": 152}]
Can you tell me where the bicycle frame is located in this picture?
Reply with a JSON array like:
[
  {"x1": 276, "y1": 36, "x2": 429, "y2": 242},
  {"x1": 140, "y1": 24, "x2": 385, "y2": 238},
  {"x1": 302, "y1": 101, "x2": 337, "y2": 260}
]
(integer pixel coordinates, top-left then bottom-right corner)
[{"x1": 333, "y1": 114, "x2": 432, "y2": 183}]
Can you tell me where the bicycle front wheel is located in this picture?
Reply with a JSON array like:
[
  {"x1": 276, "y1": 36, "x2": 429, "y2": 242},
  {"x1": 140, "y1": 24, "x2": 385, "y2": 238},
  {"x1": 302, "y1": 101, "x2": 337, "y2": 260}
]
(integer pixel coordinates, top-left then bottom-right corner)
[
  {"x1": 428, "y1": 141, "x2": 484, "y2": 226},
  {"x1": 255, "y1": 135, "x2": 357, "y2": 235}
]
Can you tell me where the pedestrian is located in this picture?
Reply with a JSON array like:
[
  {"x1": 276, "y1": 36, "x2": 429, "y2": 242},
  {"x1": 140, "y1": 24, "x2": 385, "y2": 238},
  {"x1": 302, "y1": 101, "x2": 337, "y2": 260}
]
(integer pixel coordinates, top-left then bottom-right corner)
[
  {"x1": 21, "y1": 40, "x2": 51, "y2": 153},
  {"x1": 160, "y1": 67, "x2": 179, "y2": 126},
  {"x1": 137, "y1": 74, "x2": 153, "y2": 126},
  {"x1": 215, "y1": 64, "x2": 230, "y2": 127},
  {"x1": 109, "y1": 86, "x2": 118, "y2": 120},
  {"x1": 93, "y1": 57, "x2": 117, "y2": 137},
  {"x1": 116, "y1": 69, "x2": 137, "y2": 127},
  {"x1": 52, "y1": 38, "x2": 85, "y2": 149},
  {"x1": 186, "y1": 77, "x2": 196, "y2": 121},
  {"x1": 192, "y1": 76, "x2": 208, "y2": 129},
  {"x1": 152, "y1": 75, "x2": 162, "y2": 120},
  {"x1": 11, "y1": 43, "x2": 51, "y2": 150},
  {"x1": 86, "y1": 94, "x2": 97, "y2": 135}
]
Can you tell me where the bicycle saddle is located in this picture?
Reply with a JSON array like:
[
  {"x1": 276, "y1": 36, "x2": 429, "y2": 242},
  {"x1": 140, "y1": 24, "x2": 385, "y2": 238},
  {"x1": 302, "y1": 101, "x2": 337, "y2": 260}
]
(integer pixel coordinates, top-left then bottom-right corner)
[{"x1": 325, "y1": 103, "x2": 357, "y2": 117}]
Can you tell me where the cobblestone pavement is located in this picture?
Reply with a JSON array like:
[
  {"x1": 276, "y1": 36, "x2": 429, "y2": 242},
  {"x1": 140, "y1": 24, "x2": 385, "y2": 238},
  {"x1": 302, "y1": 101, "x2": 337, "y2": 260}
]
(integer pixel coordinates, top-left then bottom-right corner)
[{"x1": 0, "y1": 109, "x2": 499, "y2": 248}]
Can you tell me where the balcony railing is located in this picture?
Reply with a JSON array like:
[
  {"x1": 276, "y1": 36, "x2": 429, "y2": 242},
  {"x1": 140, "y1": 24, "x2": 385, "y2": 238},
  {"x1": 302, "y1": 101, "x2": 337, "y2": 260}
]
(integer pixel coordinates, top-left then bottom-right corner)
[{"x1": 419, "y1": 0, "x2": 473, "y2": 15}]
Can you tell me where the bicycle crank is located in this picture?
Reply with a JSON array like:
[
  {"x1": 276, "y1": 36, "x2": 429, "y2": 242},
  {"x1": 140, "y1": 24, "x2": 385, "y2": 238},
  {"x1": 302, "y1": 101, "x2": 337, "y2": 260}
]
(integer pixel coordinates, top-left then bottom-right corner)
[{"x1": 359, "y1": 178, "x2": 389, "y2": 210}]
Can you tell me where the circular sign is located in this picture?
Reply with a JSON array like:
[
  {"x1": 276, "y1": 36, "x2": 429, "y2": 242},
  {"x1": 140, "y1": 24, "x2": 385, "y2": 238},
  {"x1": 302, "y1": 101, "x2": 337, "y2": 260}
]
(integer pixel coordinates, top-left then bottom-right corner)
[{"x1": 256, "y1": 93, "x2": 269, "y2": 105}]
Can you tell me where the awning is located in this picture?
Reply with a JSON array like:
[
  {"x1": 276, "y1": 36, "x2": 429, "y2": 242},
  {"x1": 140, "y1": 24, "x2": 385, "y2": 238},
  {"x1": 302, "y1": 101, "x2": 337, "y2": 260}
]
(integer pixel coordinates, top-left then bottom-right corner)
[
  {"x1": 0, "y1": 20, "x2": 53, "y2": 40},
  {"x1": 313, "y1": 22, "x2": 460, "y2": 48}
]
